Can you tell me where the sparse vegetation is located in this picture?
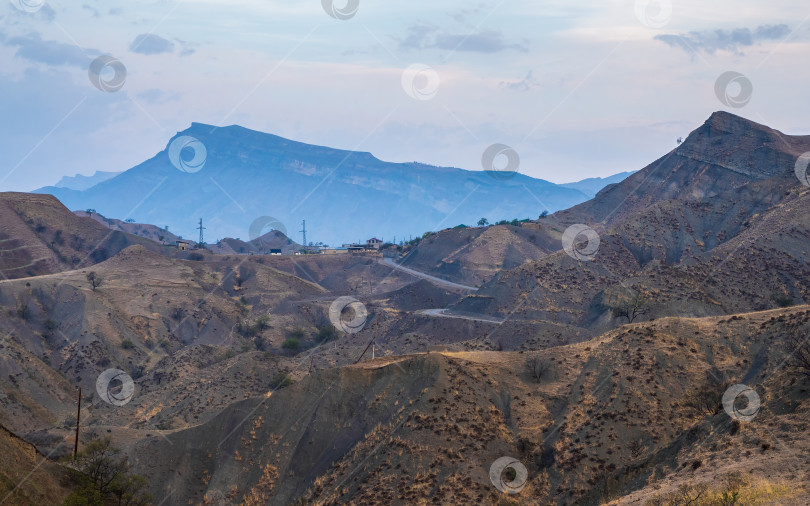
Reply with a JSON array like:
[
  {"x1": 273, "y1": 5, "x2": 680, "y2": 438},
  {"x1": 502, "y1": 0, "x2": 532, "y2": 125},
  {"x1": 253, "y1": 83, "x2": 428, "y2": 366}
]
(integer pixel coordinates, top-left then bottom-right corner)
[
  {"x1": 282, "y1": 338, "x2": 300, "y2": 350},
  {"x1": 645, "y1": 472, "x2": 792, "y2": 506},
  {"x1": 16, "y1": 302, "x2": 30, "y2": 320},
  {"x1": 612, "y1": 294, "x2": 649, "y2": 323},
  {"x1": 784, "y1": 327, "x2": 810, "y2": 379},
  {"x1": 315, "y1": 324, "x2": 337, "y2": 344},
  {"x1": 62, "y1": 438, "x2": 152, "y2": 506},
  {"x1": 525, "y1": 356, "x2": 551, "y2": 382},
  {"x1": 270, "y1": 372, "x2": 293, "y2": 389},
  {"x1": 772, "y1": 293, "x2": 794, "y2": 307},
  {"x1": 86, "y1": 271, "x2": 104, "y2": 291}
]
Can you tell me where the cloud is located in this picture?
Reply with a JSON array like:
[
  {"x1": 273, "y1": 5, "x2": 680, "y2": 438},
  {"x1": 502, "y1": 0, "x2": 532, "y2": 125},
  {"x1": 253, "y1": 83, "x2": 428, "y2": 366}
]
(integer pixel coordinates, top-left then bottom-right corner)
[
  {"x1": 4, "y1": 33, "x2": 95, "y2": 68},
  {"x1": 399, "y1": 24, "x2": 527, "y2": 53},
  {"x1": 129, "y1": 34, "x2": 175, "y2": 55},
  {"x1": 500, "y1": 71, "x2": 538, "y2": 92},
  {"x1": 654, "y1": 24, "x2": 790, "y2": 55}
]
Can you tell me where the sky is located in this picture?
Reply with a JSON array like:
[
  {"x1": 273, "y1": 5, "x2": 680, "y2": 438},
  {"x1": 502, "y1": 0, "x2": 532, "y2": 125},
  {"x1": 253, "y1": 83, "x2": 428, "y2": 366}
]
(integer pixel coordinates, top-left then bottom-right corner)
[{"x1": 0, "y1": 0, "x2": 809, "y2": 192}]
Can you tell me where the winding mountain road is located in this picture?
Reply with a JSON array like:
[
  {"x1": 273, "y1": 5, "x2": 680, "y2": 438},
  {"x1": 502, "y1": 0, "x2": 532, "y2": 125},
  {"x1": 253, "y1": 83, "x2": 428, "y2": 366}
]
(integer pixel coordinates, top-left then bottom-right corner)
[
  {"x1": 380, "y1": 257, "x2": 478, "y2": 292},
  {"x1": 415, "y1": 308, "x2": 504, "y2": 324}
]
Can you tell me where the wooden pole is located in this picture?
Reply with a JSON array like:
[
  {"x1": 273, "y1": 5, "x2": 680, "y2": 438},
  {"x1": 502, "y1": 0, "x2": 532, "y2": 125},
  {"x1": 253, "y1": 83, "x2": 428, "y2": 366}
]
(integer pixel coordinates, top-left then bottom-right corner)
[{"x1": 73, "y1": 387, "x2": 81, "y2": 460}]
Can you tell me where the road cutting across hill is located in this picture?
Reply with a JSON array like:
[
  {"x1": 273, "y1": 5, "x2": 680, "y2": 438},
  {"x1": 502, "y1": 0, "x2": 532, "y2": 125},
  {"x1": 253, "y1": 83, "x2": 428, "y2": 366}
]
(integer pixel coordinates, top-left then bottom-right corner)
[{"x1": 380, "y1": 257, "x2": 478, "y2": 292}]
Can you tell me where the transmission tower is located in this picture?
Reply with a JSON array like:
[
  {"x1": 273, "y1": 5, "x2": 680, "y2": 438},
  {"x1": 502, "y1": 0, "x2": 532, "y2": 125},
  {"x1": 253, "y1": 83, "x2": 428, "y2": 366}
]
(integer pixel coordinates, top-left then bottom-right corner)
[
  {"x1": 300, "y1": 220, "x2": 307, "y2": 247},
  {"x1": 197, "y1": 218, "x2": 206, "y2": 246}
]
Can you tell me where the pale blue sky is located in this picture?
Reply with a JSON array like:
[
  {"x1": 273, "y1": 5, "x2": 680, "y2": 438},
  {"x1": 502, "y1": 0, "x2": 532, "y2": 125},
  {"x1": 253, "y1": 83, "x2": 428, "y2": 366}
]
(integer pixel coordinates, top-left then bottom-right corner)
[{"x1": 0, "y1": 0, "x2": 808, "y2": 192}]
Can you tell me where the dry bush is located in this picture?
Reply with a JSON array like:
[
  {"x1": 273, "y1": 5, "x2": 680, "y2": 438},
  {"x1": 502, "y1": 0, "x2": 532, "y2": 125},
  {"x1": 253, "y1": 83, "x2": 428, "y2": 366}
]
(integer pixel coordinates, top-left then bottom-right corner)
[
  {"x1": 784, "y1": 327, "x2": 810, "y2": 379},
  {"x1": 525, "y1": 356, "x2": 550, "y2": 383}
]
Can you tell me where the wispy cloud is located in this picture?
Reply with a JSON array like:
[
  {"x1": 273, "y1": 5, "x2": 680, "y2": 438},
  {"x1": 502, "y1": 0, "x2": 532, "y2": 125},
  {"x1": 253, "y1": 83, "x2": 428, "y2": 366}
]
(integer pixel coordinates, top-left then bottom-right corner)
[
  {"x1": 130, "y1": 34, "x2": 175, "y2": 55},
  {"x1": 4, "y1": 32, "x2": 96, "y2": 67},
  {"x1": 399, "y1": 24, "x2": 528, "y2": 53},
  {"x1": 500, "y1": 70, "x2": 537, "y2": 92},
  {"x1": 654, "y1": 24, "x2": 790, "y2": 55}
]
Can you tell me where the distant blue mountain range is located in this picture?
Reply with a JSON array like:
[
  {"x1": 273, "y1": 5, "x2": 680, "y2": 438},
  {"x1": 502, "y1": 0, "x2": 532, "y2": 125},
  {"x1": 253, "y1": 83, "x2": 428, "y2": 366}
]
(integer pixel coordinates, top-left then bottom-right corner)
[{"x1": 34, "y1": 123, "x2": 631, "y2": 246}]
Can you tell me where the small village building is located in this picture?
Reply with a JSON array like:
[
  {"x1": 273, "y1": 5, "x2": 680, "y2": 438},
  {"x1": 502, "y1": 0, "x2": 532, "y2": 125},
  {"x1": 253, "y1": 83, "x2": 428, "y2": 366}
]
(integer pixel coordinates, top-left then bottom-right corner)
[
  {"x1": 176, "y1": 240, "x2": 191, "y2": 251},
  {"x1": 366, "y1": 237, "x2": 383, "y2": 250}
]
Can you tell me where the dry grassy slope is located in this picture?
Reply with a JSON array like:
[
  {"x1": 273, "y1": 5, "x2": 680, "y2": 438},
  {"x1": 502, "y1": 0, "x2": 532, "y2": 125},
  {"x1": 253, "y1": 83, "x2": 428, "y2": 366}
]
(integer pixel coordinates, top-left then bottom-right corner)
[
  {"x1": 262, "y1": 254, "x2": 415, "y2": 294},
  {"x1": 130, "y1": 307, "x2": 810, "y2": 505},
  {"x1": 0, "y1": 192, "x2": 167, "y2": 280},
  {"x1": 75, "y1": 210, "x2": 181, "y2": 245},
  {"x1": 453, "y1": 172, "x2": 810, "y2": 339},
  {"x1": 0, "y1": 424, "x2": 73, "y2": 505},
  {"x1": 0, "y1": 245, "x2": 331, "y2": 440},
  {"x1": 397, "y1": 223, "x2": 559, "y2": 286}
]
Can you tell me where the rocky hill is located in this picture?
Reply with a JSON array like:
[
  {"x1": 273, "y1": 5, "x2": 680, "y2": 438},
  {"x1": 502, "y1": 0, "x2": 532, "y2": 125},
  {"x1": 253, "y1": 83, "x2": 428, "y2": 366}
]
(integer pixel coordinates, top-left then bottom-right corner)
[
  {"x1": 132, "y1": 308, "x2": 810, "y2": 505},
  {"x1": 0, "y1": 193, "x2": 169, "y2": 280}
]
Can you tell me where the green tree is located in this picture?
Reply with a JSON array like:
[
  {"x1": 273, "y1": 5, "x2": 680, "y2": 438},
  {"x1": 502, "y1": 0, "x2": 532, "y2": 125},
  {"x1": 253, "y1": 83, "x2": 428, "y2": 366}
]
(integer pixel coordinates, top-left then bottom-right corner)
[
  {"x1": 477, "y1": 218, "x2": 489, "y2": 227},
  {"x1": 316, "y1": 324, "x2": 337, "y2": 344},
  {"x1": 63, "y1": 438, "x2": 151, "y2": 505},
  {"x1": 86, "y1": 272, "x2": 103, "y2": 291}
]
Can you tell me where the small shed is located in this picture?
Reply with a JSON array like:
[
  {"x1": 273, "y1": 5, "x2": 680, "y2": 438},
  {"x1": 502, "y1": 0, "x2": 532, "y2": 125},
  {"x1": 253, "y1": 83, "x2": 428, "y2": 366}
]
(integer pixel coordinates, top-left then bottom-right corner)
[{"x1": 176, "y1": 240, "x2": 191, "y2": 251}]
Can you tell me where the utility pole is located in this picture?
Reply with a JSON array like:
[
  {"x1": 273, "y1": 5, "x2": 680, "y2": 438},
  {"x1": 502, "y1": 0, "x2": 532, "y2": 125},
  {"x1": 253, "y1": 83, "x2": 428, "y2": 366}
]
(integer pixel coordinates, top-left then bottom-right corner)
[
  {"x1": 300, "y1": 220, "x2": 307, "y2": 248},
  {"x1": 73, "y1": 387, "x2": 81, "y2": 460},
  {"x1": 197, "y1": 218, "x2": 206, "y2": 246}
]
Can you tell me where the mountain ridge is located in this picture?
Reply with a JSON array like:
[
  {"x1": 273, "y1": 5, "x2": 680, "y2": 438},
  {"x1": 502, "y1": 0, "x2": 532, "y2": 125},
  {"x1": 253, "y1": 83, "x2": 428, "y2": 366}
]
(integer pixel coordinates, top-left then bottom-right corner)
[{"x1": 32, "y1": 123, "x2": 631, "y2": 246}]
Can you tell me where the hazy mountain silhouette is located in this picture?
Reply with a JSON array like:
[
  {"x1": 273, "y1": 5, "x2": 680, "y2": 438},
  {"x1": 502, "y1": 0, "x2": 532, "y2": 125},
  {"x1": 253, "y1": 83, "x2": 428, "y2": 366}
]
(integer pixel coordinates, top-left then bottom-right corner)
[{"x1": 34, "y1": 124, "x2": 629, "y2": 246}]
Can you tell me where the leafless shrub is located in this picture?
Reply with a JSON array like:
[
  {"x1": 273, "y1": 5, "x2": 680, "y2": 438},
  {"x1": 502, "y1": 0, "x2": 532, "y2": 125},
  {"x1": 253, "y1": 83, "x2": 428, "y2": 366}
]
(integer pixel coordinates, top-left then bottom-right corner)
[
  {"x1": 612, "y1": 294, "x2": 649, "y2": 324},
  {"x1": 784, "y1": 327, "x2": 810, "y2": 379},
  {"x1": 526, "y1": 356, "x2": 550, "y2": 383}
]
